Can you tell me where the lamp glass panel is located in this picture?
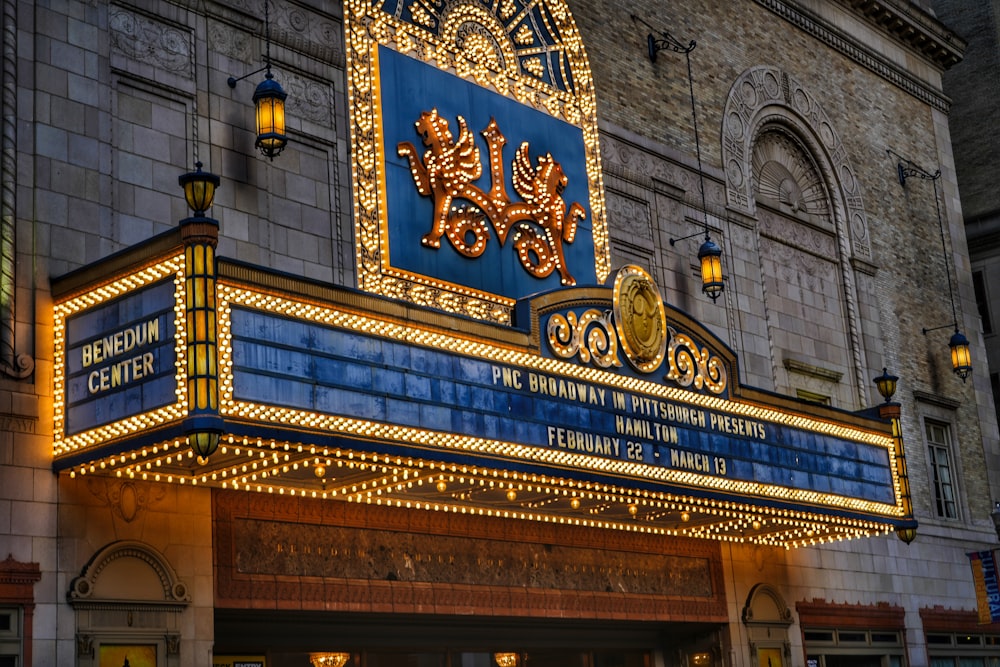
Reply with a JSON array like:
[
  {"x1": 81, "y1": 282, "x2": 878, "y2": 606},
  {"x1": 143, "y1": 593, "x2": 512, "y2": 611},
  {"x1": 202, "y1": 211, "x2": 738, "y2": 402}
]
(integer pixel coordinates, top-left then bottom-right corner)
[
  {"x1": 700, "y1": 253, "x2": 723, "y2": 299},
  {"x1": 184, "y1": 179, "x2": 216, "y2": 214},
  {"x1": 256, "y1": 96, "x2": 286, "y2": 147},
  {"x1": 700, "y1": 253, "x2": 722, "y2": 285},
  {"x1": 951, "y1": 341, "x2": 971, "y2": 371},
  {"x1": 189, "y1": 431, "x2": 220, "y2": 458}
]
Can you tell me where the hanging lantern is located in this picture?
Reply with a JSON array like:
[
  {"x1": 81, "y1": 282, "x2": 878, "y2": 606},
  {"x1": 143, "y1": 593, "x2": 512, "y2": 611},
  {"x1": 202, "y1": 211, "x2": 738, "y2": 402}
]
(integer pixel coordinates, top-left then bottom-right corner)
[
  {"x1": 698, "y1": 237, "x2": 724, "y2": 302},
  {"x1": 254, "y1": 72, "x2": 287, "y2": 160},
  {"x1": 949, "y1": 329, "x2": 972, "y2": 380}
]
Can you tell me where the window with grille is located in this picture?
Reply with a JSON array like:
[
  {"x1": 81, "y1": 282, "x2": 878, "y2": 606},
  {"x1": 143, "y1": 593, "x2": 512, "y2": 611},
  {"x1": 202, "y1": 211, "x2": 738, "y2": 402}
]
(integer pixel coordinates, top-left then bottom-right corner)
[
  {"x1": 926, "y1": 420, "x2": 958, "y2": 520},
  {"x1": 926, "y1": 631, "x2": 1000, "y2": 666},
  {"x1": 803, "y1": 628, "x2": 905, "y2": 667},
  {"x1": 0, "y1": 607, "x2": 19, "y2": 667}
]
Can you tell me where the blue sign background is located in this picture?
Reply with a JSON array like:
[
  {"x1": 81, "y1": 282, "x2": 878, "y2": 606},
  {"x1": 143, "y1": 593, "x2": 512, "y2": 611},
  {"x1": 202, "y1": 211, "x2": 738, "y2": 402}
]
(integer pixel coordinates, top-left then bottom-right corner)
[
  {"x1": 380, "y1": 46, "x2": 598, "y2": 298},
  {"x1": 64, "y1": 280, "x2": 177, "y2": 435},
  {"x1": 230, "y1": 307, "x2": 896, "y2": 506}
]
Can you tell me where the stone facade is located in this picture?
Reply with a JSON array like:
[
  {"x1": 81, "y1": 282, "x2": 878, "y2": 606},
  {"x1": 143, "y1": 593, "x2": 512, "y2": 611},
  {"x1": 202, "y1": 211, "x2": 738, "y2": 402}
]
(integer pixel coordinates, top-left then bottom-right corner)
[
  {"x1": 1, "y1": 1, "x2": 998, "y2": 666},
  {"x1": 933, "y1": 0, "x2": 1000, "y2": 432}
]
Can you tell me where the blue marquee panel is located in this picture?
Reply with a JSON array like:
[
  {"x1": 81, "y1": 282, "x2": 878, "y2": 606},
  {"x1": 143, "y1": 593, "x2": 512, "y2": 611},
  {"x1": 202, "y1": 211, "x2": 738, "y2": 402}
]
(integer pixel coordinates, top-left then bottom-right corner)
[
  {"x1": 380, "y1": 45, "x2": 597, "y2": 297},
  {"x1": 230, "y1": 307, "x2": 896, "y2": 505},
  {"x1": 63, "y1": 280, "x2": 177, "y2": 435}
]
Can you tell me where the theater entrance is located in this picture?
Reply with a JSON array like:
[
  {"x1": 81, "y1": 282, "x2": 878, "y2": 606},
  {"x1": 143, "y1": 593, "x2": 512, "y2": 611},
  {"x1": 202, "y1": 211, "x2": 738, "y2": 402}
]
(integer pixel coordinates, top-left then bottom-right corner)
[{"x1": 213, "y1": 612, "x2": 725, "y2": 667}]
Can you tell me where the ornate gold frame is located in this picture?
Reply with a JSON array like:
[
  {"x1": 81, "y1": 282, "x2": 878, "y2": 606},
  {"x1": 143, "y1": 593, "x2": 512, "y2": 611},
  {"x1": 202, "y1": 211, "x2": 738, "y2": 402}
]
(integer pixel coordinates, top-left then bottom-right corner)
[{"x1": 344, "y1": 0, "x2": 609, "y2": 324}]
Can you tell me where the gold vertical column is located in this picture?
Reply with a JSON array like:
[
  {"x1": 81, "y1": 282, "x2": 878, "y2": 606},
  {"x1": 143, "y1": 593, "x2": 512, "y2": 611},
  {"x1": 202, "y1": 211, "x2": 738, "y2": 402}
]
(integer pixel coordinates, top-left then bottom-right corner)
[{"x1": 178, "y1": 164, "x2": 223, "y2": 461}]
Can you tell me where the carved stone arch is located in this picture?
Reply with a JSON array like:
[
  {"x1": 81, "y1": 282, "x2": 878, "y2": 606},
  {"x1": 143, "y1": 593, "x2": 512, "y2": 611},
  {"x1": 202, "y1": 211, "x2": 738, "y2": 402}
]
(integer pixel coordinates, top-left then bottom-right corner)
[
  {"x1": 68, "y1": 541, "x2": 188, "y2": 667},
  {"x1": 723, "y1": 65, "x2": 871, "y2": 260},
  {"x1": 742, "y1": 582, "x2": 793, "y2": 625},
  {"x1": 752, "y1": 126, "x2": 832, "y2": 225},
  {"x1": 68, "y1": 539, "x2": 189, "y2": 604},
  {"x1": 722, "y1": 66, "x2": 871, "y2": 406},
  {"x1": 743, "y1": 583, "x2": 793, "y2": 667}
]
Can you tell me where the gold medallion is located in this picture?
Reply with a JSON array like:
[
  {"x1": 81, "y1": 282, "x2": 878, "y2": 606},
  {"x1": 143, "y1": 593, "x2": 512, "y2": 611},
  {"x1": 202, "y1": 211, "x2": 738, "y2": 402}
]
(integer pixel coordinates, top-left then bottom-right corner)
[{"x1": 613, "y1": 265, "x2": 667, "y2": 373}]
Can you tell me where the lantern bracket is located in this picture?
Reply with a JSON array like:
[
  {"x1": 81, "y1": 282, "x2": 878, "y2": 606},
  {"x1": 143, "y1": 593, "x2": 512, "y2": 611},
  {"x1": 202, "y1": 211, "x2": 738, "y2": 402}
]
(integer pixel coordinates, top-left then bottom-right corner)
[
  {"x1": 226, "y1": 66, "x2": 269, "y2": 89},
  {"x1": 669, "y1": 230, "x2": 710, "y2": 246},
  {"x1": 921, "y1": 322, "x2": 958, "y2": 335}
]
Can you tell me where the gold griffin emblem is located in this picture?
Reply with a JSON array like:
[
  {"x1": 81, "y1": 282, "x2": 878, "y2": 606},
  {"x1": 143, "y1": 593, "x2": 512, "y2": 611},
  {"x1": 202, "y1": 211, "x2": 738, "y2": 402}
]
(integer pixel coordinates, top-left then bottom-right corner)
[{"x1": 397, "y1": 109, "x2": 586, "y2": 285}]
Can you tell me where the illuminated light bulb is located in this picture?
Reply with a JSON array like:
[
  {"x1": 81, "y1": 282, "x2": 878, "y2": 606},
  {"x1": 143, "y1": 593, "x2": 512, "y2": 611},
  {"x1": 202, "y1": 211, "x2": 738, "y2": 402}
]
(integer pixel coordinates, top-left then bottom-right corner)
[
  {"x1": 681, "y1": 511, "x2": 691, "y2": 522},
  {"x1": 506, "y1": 489, "x2": 517, "y2": 502},
  {"x1": 436, "y1": 480, "x2": 448, "y2": 493},
  {"x1": 628, "y1": 504, "x2": 638, "y2": 515},
  {"x1": 314, "y1": 465, "x2": 326, "y2": 478}
]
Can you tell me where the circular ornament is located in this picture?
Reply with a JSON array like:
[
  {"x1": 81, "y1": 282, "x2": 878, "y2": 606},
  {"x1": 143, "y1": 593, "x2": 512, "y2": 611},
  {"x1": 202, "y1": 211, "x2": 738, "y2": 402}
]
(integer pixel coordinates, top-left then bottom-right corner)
[{"x1": 613, "y1": 265, "x2": 667, "y2": 373}]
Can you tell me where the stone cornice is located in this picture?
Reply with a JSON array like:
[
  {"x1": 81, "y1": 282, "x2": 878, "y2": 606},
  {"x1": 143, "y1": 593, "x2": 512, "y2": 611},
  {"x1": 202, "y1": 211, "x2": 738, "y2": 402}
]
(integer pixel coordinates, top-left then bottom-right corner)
[
  {"x1": 755, "y1": 0, "x2": 965, "y2": 112},
  {"x1": 838, "y1": 0, "x2": 964, "y2": 67}
]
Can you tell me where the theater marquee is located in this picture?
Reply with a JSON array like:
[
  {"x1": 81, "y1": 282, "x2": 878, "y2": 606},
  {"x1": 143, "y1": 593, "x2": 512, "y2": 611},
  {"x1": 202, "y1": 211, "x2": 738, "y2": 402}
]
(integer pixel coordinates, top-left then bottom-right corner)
[{"x1": 52, "y1": 244, "x2": 914, "y2": 549}]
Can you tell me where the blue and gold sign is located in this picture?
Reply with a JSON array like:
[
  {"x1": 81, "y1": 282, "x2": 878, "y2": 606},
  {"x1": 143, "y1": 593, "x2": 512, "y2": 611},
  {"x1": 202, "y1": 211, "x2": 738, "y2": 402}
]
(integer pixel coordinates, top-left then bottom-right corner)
[
  {"x1": 347, "y1": 0, "x2": 609, "y2": 324},
  {"x1": 55, "y1": 260, "x2": 187, "y2": 449}
]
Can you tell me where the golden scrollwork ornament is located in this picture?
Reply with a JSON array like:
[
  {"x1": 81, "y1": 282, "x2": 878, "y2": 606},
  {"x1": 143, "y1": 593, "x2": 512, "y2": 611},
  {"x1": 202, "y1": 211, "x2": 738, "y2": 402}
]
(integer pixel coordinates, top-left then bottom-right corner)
[
  {"x1": 546, "y1": 308, "x2": 621, "y2": 368},
  {"x1": 665, "y1": 326, "x2": 727, "y2": 394}
]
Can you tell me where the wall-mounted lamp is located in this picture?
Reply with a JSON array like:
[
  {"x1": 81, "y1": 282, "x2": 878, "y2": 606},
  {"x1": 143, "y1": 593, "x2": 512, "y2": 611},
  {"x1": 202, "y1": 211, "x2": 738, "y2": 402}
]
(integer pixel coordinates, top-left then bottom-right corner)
[
  {"x1": 227, "y1": 1, "x2": 288, "y2": 160},
  {"x1": 892, "y1": 151, "x2": 973, "y2": 382},
  {"x1": 639, "y1": 15, "x2": 724, "y2": 303},
  {"x1": 669, "y1": 231, "x2": 724, "y2": 302},
  {"x1": 178, "y1": 162, "x2": 224, "y2": 461},
  {"x1": 991, "y1": 502, "x2": 1000, "y2": 541}
]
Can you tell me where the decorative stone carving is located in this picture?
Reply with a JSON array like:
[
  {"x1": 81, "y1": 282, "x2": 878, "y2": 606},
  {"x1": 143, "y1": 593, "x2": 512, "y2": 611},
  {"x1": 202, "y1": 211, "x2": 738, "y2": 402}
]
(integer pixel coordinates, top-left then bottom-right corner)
[
  {"x1": 742, "y1": 582, "x2": 793, "y2": 624},
  {"x1": 76, "y1": 633, "x2": 94, "y2": 657},
  {"x1": 724, "y1": 67, "x2": 871, "y2": 407},
  {"x1": 220, "y1": 0, "x2": 344, "y2": 65},
  {"x1": 110, "y1": 6, "x2": 193, "y2": 78},
  {"x1": 753, "y1": 131, "x2": 829, "y2": 220},
  {"x1": 208, "y1": 18, "x2": 254, "y2": 62},
  {"x1": 757, "y1": 208, "x2": 836, "y2": 259},
  {"x1": 68, "y1": 540, "x2": 190, "y2": 605},
  {"x1": 606, "y1": 190, "x2": 653, "y2": 248},
  {"x1": 86, "y1": 478, "x2": 166, "y2": 524},
  {"x1": 722, "y1": 66, "x2": 870, "y2": 260},
  {"x1": 276, "y1": 69, "x2": 334, "y2": 127}
]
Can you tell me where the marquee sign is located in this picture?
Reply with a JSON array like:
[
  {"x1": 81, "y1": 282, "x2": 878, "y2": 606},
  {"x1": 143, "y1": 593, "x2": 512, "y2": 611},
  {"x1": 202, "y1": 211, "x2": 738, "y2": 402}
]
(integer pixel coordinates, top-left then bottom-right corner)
[
  {"x1": 345, "y1": 0, "x2": 609, "y2": 324},
  {"x1": 52, "y1": 247, "x2": 913, "y2": 549}
]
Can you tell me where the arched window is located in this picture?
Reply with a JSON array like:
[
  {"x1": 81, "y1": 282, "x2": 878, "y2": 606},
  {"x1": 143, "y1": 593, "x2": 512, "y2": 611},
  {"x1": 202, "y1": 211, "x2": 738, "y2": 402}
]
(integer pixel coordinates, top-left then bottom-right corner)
[{"x1": 722, "y1": 67, "x2": 875, "y2": 409}]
